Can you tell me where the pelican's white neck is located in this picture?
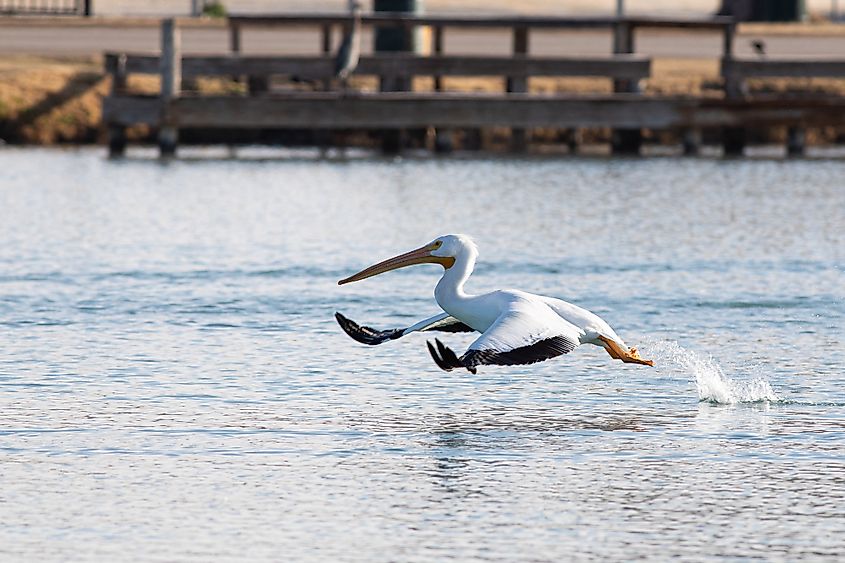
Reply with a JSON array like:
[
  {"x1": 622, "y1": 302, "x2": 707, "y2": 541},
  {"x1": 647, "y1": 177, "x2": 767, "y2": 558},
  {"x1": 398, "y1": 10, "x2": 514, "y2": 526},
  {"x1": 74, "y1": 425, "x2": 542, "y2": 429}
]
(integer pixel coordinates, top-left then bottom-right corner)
[{"x1": 434, "y1": 243, "x2": 478, "y2": 306}]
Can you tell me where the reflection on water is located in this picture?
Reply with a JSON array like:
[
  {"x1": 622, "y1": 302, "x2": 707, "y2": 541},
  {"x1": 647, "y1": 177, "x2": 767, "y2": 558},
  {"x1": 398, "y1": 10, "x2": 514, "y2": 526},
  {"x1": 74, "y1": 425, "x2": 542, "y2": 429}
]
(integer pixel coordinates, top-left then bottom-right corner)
[{"x1": 0, "y1": 148, "x2": 844, "y2": 561}]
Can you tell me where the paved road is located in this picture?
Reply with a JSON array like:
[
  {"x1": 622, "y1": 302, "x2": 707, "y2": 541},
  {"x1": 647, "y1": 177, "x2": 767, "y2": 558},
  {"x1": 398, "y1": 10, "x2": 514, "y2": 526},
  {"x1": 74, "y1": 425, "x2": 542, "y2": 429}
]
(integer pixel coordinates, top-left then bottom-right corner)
[{"x1": 1, "y1": 23, "x2": 844, "y2": 58}]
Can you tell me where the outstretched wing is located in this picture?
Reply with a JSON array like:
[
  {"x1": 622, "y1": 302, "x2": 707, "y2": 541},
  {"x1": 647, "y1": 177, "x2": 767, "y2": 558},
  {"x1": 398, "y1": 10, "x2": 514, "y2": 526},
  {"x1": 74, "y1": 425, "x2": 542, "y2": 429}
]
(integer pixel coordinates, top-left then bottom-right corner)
[
  {"x1": 336, "y1": 311, "x2": 474, "y2": 346},
  {"x1": 426, "y1": 298, "x2": 583, "y2": 373}
]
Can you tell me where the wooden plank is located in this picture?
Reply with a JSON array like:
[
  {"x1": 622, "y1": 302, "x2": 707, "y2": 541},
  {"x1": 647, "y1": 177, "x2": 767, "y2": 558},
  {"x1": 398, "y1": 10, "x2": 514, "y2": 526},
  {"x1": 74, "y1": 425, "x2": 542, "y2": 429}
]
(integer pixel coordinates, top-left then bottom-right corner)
[
  {"x1": 230, "y1": 14, "x2": 616, "y2": 29},
  {"x1": 724, "y1": 59, "x2": 845, "y2": 79},
  {"x1": 627, "y1": 18, "x2": 732, "y2": 30},
  {"x1": 104, "y1": 93, "x2": 845, "y2": 130},
  {"x1": 103, "y1": 95, "x2": 160, "y2": 126},
  {"x1": 227, "y1": 14, "x2": 732, "y2": 31},
  {"x1": 107, "y1": 53, "x2": 651, "y2": 80},
  {"x1": 168, "y1": 94, "x2": 685, "y2": 129},
  {"x1": 696, "y1": 97, "x2": 845, "y2": 127}
]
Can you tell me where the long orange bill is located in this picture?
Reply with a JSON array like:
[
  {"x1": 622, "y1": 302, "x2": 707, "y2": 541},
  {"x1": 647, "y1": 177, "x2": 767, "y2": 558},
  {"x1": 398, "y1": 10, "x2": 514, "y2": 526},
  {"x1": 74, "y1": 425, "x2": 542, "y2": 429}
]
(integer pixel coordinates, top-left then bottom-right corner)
[{"x1": 338, "y1": 243, "x2": 454, "y2": 285}]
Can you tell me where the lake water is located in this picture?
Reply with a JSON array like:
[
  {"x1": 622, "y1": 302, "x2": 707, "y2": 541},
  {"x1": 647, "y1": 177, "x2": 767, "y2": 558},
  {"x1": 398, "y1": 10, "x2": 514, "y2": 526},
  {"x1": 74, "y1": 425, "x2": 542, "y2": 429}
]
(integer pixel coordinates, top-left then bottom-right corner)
[{"x1": 1, "y1": 147, "x2": 844, "y2": 561}]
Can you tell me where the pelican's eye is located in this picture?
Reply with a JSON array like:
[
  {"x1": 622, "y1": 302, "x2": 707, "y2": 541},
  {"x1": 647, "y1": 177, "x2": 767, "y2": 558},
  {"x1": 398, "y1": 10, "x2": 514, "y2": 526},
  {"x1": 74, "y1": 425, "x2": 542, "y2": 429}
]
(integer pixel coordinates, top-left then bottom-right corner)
[{"x1": 432, "y1": 241, "x2": 443, "y2": 249}]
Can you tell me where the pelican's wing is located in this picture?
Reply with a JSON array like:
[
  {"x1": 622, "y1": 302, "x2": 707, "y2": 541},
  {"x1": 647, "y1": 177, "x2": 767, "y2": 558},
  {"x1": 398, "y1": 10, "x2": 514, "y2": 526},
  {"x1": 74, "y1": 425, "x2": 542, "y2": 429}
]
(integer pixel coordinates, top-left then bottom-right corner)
[
  {"x1": 336, "y1": 311, "x2": 474, "y2": 346},
  {"x1": 427, "y1": 299, "x2": 582, "y2": 373}
]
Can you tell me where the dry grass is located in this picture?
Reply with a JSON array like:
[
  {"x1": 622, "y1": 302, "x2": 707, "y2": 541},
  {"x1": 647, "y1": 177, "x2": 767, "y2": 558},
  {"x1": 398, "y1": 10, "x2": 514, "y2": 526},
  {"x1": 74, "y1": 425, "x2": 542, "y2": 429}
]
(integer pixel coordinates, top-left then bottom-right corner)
[
  {"x1": 0, "y1": 55, "x2": 106, "y2": 143},
  {"x1": 0, "y1": 55, "x2": 250, "y2": 144}
]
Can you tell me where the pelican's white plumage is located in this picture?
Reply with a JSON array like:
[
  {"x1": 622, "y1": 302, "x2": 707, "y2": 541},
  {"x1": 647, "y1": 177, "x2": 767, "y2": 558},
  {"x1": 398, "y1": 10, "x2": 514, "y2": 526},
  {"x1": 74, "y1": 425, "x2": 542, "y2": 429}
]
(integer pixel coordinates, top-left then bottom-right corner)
[{"x1": 336, "y1": 234, "x2": 653, "y2": 373}]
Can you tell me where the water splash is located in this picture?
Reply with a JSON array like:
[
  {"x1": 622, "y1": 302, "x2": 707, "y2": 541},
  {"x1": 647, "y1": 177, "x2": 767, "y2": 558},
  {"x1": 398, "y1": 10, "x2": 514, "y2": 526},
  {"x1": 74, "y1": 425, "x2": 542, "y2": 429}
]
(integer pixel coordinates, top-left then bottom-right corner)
[{"x1": 645, "y1": 341, "x2": 779, "y2": 404}]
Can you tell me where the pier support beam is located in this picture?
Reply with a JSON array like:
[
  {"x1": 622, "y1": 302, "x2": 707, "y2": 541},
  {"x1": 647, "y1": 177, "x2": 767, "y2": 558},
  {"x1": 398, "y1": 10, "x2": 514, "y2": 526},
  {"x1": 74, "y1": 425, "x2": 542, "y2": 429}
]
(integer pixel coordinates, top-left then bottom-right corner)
[
  {"x1": 722, "y1": 127, "x2": 745, "y2": 156},
  {"x1": 682, "y1": 127, "x2": 702, "y2": 156},
  {"x1": 433, "y1": 127, "x2": 453, "y2": 153},
  {"x1": 374, "y1": 0, "x2": 421, "y2": 154},
  {"x1": 611, "y1": 21, "x2": 642, "y2": 155},
  {"x1": 720, "y1": 22, "x2": 746, "y2": 157},
  {"x1": 432, "y1": 25, "x2": 444, "y2": 92},
  {"x1": 563, "y1": 128, "x2": 582, "y2": 154},
  {"x1": 786, "y1": 126, "x2": 806, "y2": 157},
  {"x1": 107, "y1": 54, "x2": 127, "y2": 158},
  {"x1": 463, "y1": 128, "x2": 482, "y2": 151},
  {"x1": 159, "y1": 19, "x2": 181, "y2": 158},
  {"x1": 321, "y1": 24, "x2": 333, "y2": 91}
]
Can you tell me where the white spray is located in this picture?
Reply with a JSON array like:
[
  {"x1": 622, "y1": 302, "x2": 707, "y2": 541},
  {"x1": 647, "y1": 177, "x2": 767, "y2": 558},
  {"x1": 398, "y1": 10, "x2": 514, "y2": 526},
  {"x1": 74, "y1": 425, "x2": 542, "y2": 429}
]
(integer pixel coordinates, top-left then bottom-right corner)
[{"x1": 644, "y1": 340, "x2": 779, "y2": 404}]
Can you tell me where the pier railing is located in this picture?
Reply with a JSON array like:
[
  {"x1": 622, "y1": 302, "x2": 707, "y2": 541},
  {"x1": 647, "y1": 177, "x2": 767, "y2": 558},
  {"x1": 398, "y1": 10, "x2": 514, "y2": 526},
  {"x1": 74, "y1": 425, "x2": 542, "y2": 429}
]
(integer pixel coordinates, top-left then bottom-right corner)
[
  {"x1": 105, "y1": 53, "x2": 652, "y2": 83},
  {"x1": 102, "y1": 14, "x2": 845, "y2": 158}
]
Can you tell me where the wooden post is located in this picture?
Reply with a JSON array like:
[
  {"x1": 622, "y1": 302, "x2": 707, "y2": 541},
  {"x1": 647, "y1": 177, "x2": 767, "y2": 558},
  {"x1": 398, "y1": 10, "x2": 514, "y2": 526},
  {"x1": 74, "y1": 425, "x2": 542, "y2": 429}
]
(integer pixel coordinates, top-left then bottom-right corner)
[
  {"x1": 508, "y1": 25, "x2": 528, "y2": 152},
  {"x1": 247, "y1": 76, "x2": 269, "y2": 95},
  {"x1": 464, "y1": 128, "x2": 482, "y2": 151},
  {"x1": 787, "y1": 126, "x2": 806, "y2": 156},
  {"x1": 434, "y1": 128, "x2": 453, "y2": 153},
  {"x1": 107, "y1": 53, "x2": 127, "y2": 157},
  {"x1": 243, "y1": 21, "x2": 267, "y2": 95},
  {"x1": 564, "y1": 129, "x2": 582, "y2": 154},
  {"x1": 229, "y1": 22, "x2": 241, "y2": 54},
  {"x1": 721, "y1": 21, "x2": 745, "y2": 156},
  {"x1": 433, "y1": 25, "x2": 444, "y2": 91},
  {"x1": 229, "y1": 21, "x2": 244, "y2": 86},
  {"x1": 682, "y1": 127, "x2": 702, "y2": 156},
  {"x1": 721, "y1": 20, "x2": 741, "y2": 157},
  {"x1": 611, "y1": 20, "x2": 642, "y2": 155},
  {"x1": 374, "y1": 1, "x2": 421, "y2": 154},
  {"x1": 431, "y1": 25, "x2": 454, "y2": 152},
  {"x1": 379, "y1": 64, "x2": 405, "y2": 153},
  {"x1": 722, "y1": 127, "x2": 745, "y2": 156},
  {"x1": 721, "y1": 22, "x2": 741, "y2": 98},
  {"x1": 314, "y1": 24, "x2": 333, "y2": 146},
  {"x1": 159, "y1": 18, "x2": 181, "y2": 158},
  {"x1": 321, "y1": 24, "x2": 332, "y2": 91}
]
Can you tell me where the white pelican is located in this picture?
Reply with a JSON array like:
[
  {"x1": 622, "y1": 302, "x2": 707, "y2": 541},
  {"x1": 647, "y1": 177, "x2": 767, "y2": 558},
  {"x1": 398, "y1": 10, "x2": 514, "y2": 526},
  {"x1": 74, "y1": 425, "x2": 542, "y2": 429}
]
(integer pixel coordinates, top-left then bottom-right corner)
[{"x1": 336, "y1": 234, "x2": 653, "y2": 373}]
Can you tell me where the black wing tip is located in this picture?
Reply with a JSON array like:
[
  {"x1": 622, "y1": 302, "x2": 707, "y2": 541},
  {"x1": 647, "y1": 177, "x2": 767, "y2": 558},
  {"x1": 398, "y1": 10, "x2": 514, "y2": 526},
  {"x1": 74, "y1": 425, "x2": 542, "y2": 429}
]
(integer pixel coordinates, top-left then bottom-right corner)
[
  {"x1": 427, "y1": 338, "x2": 476, "y2": 374},
  {"x1": 336, "y1": 312, "x2": 404, "y2": 346},
  {"x1": 335, "y1": 311, "x2": 358, "y2": 333},
  {"x1": 427, "y1": 340, "x2": 450, "y2": 371},
  {"x1": 335, "y1": 311, "x2": 361, "y2": 340}
]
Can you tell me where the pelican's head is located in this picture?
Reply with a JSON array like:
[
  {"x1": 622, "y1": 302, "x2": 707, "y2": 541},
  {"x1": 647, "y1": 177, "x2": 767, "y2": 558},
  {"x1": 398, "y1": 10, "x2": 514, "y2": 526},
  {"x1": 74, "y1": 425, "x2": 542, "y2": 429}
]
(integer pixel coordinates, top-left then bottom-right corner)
[{"x1": 338, "y1": 234, "x2": 476, "y2": 285}]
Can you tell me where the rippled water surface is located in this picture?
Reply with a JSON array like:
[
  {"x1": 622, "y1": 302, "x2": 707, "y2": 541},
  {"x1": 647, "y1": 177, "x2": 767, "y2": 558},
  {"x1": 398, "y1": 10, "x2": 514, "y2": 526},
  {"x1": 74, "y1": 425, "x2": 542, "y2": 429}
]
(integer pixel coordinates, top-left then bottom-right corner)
[{"x1": 1, "y1": 147, "x2": 844, "y2": 561}]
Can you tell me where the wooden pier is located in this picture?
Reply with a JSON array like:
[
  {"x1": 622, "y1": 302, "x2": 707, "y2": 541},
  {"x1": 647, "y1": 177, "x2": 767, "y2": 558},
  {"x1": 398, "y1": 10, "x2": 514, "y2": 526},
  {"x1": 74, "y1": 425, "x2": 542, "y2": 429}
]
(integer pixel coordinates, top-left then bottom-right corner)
[{"x1": 102, "y1": 14, "x2": 845, "y2": 157}]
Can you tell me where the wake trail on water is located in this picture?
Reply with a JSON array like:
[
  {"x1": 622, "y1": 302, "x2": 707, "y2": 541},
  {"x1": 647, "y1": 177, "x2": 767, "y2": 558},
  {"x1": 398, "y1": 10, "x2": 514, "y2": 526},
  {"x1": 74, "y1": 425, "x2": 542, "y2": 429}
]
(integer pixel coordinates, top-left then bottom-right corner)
[{"x1": 643, "y1": 341, "x2": 779, "y2": 404}]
